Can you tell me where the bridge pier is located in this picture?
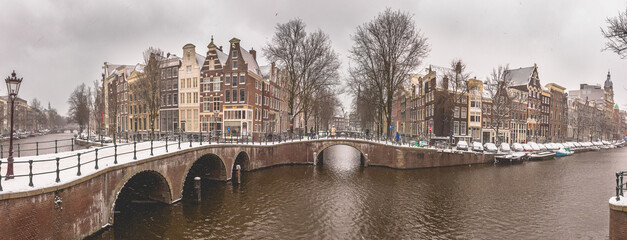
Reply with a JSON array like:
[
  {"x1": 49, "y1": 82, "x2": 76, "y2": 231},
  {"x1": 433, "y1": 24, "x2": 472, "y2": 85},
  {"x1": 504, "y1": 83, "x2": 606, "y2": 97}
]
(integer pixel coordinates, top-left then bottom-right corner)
[
  {"x1": 313, "y1": 152, "x2": 317, "y2": 165},
  {"x1": 194, "y1": 177, "x2": 201, "y2": 202}
]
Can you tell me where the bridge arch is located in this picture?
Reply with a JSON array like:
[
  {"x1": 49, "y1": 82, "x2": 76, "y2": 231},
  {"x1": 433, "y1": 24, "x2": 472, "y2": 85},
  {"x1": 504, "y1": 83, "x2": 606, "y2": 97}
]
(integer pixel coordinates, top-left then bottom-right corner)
[
  {"x1": 109, "y1": 170, "x2": 173, "y2": 224},
  {"x1": 233, "y1": 151, "x2": 251, "y2": 171},
  {"x1": 316, "y1": 142, "x2": 367, "y2": 166},
  {"x1": 181, "y1": 153, "x2": 228, "y2": 197}
]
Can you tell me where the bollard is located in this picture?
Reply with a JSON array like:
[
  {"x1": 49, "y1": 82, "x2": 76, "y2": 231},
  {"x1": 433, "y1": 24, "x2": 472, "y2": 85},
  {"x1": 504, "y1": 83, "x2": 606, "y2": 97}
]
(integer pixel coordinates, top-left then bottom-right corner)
[
  {"x1": 150, "y1": 139, "x2": 153, "y2": 156},
  {"x1": 114, "y1": 144, "x2": 118, "y2": 164},
  {"x1": 1, "y1": 145, "x2": 3, "y2": 158},
  {"x1": 189, "y1": 135, "x2": 192, "y2": 147},
  {"x1": 166, "y1": 138, "x2": 168, "y2": 152},
  {"x1": 200, "y1": 134, "x2": 203, "y2": 146},
  {"x1": 95, "y1": 148, "x2": 99, "y2": 169},
  {"x1": 55, "y1": 157, "x2": 60, "y2": 182},
  {"x1": 236, "y1": 164, "x2": 241, "y2": 184},
  {"x1": 71, "y1": 138, "x2": 74, "y2": 151},
  {"x1": 133, "y1": 142, "x2": 137, "y2": 160},
  {"x1": 77, "y1": 153, "x2": 82, "y2": 176},
  {"x1": 55, "y1": 140, "x2": 58, "y2": 153},
  {"x1": 194, "y1": 176, "x2": 201, "y2": 202},
  {"x1": 36, "y1": 142, "x2": 39, "y2": 156},
  {"x1": 178, "y1": 135, "x2": 181, "y2": 149},
  {"x1": 28, "y1": 160, "x2": 33, "y2": 187},
  {"x1": 17, "y1": 143, "x2": 20, "y2": 157}
]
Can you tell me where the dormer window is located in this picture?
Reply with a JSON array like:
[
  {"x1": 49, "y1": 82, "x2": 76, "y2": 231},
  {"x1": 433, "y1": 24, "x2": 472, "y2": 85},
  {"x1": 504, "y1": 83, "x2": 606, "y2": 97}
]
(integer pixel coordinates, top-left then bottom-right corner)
[{"x1": 232, "y1": 50, "x2": 238, "y2": 58}]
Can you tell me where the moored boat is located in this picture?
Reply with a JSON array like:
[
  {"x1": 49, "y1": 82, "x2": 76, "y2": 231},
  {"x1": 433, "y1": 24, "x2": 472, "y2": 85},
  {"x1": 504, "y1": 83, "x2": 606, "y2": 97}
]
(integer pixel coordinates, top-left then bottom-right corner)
[
  {"x1": 495, "y1": 152, "x2": 528, "y2": 164},
  {"x1": 529, "y1": 151, "x2": 556, "y2": 160}
]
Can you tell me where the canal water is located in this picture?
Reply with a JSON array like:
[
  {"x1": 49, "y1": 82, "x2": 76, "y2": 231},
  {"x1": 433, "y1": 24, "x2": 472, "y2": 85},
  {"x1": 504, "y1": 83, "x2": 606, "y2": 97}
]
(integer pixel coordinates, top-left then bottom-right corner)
[
  {"x1": 0, "y1": 132, "x2": 85, "y2": 157},
  {"x1": 94, "y1": 145, "x2": 627, "y2": 239}
]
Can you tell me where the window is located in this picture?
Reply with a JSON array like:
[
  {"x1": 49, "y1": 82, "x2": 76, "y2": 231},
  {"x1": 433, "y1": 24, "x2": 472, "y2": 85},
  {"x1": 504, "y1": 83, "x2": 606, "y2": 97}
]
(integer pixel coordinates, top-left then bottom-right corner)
[
  {"x1": 460, "y1": 122, "x2": 467, "y2": 135},
  {"x1": 240, "y1": 89, "x2": 245, "y2": 102},
  {"x1": 172, "y1": 67, "x2": 177, "y2": 77},
  {"x1": 232, "y1": 60, "x2": 238, "y2": 69},
  {"x1": 187, "y1": 93, "x2": 191, "y2": 104},
  {"x1": 233, "y1": 76, "x2": 238, "y2": 87},
  {"x1": 194, "y1": 92, "x2": 198, "y2": 103},
  {"x1": 232, "y1": 89, "x2": 237, "y2": 103},
  {"x1": 193, "y1": 77, "x2": 197, "y2": 88},
  {"x1": 225, "y1": 74, "x2": 231, "y2": 85},
  {"x1": 186, "y1": 65, "x2": 191, "y2": 73},
  {"x1": 173, "y1": 94, "x2": 178, "y2": 105},
  {"x1": 187, "y1": 78, "x2": 191, "y2": 89},
  {"x1": 213, "y1": 97, "x2": 221, "y2": 111},
  {"x1": 167, "y1": 94, "x2": 172, "y2": 105},
  {"x1": 232, "y1": 50, "x2": 238, "y2": 58},
  {"x1": 454, "y1": 107, "x2": 460, "y2": 118},
  {"x1": 454, "y1": 121, "x2": 459, "y2": 135},
  {"x1": 213, "y1": 77, "x2": 221, "y2": 92},
  {"x1": 240, "y1": 74, "x2": 245, "y2": 84},
  {"x1": 181, "y1": 79, "x2": 185, "y2": 88},
  {"x1": 180, "y1": 93, "x2": 184, "y2": 104},
  {"x1": 226, "y1": 90, "x2": 231, "y2": 102},
  {"x1": 461, "y1": 107, "x2": 467, "y2": 118}
]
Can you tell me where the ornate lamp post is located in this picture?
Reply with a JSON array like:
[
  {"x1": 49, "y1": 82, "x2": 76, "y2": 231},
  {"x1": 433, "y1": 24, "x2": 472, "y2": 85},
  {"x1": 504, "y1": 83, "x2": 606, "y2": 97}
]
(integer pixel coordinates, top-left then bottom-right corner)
[{"x1": 5, "y1": 70, "x2": 23, "y2": 179}]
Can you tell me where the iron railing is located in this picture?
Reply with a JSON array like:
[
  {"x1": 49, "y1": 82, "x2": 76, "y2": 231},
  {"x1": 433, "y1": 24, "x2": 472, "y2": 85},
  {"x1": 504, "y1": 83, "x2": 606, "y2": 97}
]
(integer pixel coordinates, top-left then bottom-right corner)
[
  {"x1": 616, "y1": 171, "x2": 627, "y2": 201},
  {"x1": 0, "y1": 132, "x2": 426, "y2": 191},
  {"x1": 0, "y1": 138, "x2": 76, "y2": 158}
]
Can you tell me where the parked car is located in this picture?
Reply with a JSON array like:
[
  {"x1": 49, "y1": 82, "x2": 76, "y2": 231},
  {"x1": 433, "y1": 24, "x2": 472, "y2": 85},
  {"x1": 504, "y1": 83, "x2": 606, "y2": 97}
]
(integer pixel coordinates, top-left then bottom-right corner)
[
  {"x1": 499, "y1": 143, "x2": 512, "y2": 153},
  {"x1": 471, "y1": 142, "x2": 484, "y2": 152},
  {"x1": 484, "y1": 143, "x2": 498, "y2": 153},
  {"x1": 456, "y1": 141, "x2": 469, "y2": 151}
]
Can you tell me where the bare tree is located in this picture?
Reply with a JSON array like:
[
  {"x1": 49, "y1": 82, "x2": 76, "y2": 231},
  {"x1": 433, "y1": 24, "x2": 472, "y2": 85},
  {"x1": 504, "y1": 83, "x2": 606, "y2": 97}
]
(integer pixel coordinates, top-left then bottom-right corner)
[
  {"x1": 348, "y1": 72, "x2": 380, "y2": 136},
  {"x1": 30, "y1": 98, "x2": 47, "y2": 130},
  {"x1": 349, "y1": 8, "x2": 430, "y2": 138},
  {"x1": 139, "y1": 47, "x2": 164, "y2": 141},
  {"x1": 108, "y1": 76, "x2": 119, "y2": 142},
  {"x1": 312, "y1": 87, "x2": 340, "y2": 132},
  {"x1": 265, "y1": 19, "x2": 341, "y2": 135},
  {"x1": 439, "y1": 59, "x2": 471, "y2": 142},
  {"x1": 92, "y1": 79, "x2": 104, "y2": 141},
  {"x1": 484, "y1": 65, "x2": 513, "y2": 145},
  {"x1": 67, "y1": 83, "x2": 91, "y2": 135},
  {"x1": 602, "y1": 7, "x2": 627, "y2": 58}
]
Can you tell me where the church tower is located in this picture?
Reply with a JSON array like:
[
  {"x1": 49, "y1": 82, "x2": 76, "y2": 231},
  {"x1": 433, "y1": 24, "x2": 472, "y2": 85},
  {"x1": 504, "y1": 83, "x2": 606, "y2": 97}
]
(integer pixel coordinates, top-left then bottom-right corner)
[{"x1": 604, "y1": 70, "x2": 614, "y2": 103}]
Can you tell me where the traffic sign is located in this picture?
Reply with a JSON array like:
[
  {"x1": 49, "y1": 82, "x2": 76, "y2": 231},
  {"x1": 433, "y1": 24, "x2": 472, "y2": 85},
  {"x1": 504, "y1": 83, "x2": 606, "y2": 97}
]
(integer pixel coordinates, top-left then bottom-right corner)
[{"x1": 389, "y1": 125, "x2": 393, "y2": 130}]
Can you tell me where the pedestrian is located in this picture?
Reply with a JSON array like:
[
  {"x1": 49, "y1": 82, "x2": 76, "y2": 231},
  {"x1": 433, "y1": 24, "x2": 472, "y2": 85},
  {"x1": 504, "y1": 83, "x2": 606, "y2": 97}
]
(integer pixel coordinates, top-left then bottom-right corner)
[{"x1": 395, "y1": 132, "x2": 400, "y2": 144}]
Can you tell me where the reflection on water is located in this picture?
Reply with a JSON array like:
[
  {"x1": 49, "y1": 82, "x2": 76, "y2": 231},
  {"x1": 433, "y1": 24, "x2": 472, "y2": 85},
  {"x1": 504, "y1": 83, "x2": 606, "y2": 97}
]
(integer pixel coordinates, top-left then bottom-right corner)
[{"x1": 94, "y1": 145, "x2": 627, "y2": 239}]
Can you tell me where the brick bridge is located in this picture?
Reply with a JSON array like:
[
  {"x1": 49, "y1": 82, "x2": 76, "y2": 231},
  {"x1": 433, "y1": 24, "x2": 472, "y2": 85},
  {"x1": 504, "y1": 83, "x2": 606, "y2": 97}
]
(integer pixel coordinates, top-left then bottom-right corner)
[{"x1": 0, "y1": 139, "x2": 493, "y2": 239}]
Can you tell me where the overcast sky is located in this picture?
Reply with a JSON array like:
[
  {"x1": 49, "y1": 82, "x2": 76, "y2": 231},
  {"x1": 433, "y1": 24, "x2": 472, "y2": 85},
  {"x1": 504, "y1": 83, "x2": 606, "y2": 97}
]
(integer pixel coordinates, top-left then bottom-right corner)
[{"x1": 0, "y1": 0, "x2": 625, "y2": 115}]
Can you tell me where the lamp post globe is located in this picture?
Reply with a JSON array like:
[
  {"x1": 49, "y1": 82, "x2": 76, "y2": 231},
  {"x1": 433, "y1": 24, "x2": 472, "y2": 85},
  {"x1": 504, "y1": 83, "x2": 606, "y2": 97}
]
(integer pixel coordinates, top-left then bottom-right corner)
[{"x1": 5, "y1": 70, "x2": 23, "y2": 180}]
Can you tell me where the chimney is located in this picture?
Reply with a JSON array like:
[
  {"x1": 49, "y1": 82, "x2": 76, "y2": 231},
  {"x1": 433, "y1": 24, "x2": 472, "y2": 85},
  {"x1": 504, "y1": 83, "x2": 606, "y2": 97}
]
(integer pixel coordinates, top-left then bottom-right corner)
[
  {"x1": 250, "y1": 48, "x2": 257, "y2": 61},
  {"x1": 167, "y1": 52, "x2": 171, "y2": 58},
  {"x1": 219, "y1": 46, "x2": 223, "y2": 51}
]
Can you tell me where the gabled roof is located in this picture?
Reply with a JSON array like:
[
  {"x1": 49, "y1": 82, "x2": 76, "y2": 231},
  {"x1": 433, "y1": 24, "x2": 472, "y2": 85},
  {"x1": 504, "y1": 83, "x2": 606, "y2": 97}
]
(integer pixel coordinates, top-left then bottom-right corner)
[
  {"x1": 507, "y1": 66, "x2": 534, "y2": 86},
  {"x1": 216, "y1": 50, "x2": 228, "y2": 65},
  {"x1": 240, "y1": 47, "x2": 261, "y2": 76},
  {"x1": 195, "y1": 53, "x2": 205, "y2": 67}
]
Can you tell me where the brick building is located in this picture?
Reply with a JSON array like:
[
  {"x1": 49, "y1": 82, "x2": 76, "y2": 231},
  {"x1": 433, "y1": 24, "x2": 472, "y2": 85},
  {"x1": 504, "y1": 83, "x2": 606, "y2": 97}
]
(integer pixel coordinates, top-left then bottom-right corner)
[{"x1": 160, "y1": 54, "x2": 181, "y2": 134}]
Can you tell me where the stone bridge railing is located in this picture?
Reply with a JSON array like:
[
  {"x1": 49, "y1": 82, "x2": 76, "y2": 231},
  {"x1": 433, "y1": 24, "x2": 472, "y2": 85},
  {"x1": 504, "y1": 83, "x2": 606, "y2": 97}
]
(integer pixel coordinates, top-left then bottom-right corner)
[{"x1": 0, "y1": 137, "x2": 494, "y2": 239}]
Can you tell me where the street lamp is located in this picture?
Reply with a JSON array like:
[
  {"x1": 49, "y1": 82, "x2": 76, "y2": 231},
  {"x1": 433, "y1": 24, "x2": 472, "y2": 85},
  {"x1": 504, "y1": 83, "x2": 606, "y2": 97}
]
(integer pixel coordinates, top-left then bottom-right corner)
[{"x1": 5, "y1": 70, "x2": 23, "y2": 179}]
